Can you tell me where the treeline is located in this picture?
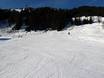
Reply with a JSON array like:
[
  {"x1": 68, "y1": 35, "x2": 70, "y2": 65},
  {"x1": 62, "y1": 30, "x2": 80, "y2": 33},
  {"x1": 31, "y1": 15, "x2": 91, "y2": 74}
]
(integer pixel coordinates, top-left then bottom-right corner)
[
  {"x1": 0, "y1": 6, "x2": 104, "y2": 31},
  {"x1": 71, "y1": 17, "x2": 94, "y2": 26},
  {"x1": 70, "y1": 6, "x2": 104, "y2": 17}
]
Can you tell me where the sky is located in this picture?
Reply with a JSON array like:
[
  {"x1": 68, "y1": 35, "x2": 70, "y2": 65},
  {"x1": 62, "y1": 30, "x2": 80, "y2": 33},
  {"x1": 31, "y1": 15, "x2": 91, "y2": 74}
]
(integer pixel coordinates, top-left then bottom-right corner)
[{"x1": 0, "y1": 0, "x2": 104, "y2": 9}]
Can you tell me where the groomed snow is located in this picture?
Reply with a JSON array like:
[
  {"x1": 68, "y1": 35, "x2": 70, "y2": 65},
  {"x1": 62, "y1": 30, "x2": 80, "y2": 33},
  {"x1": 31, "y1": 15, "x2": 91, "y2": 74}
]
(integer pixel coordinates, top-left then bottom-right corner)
[{"x1": 0, "y1": 23, "x2": 104, "y2": 78}]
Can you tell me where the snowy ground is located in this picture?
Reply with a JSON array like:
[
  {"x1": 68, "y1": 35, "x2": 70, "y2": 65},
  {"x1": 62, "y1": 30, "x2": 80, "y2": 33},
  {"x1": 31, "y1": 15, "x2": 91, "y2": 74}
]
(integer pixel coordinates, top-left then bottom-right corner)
[{"x1": 0, "y1": 23, "x2": 104, "y2": 78}]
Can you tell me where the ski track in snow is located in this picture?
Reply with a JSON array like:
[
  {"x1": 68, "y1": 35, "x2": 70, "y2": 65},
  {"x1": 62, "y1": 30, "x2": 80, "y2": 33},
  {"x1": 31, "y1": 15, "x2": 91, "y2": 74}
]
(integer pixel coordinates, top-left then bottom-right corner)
[{"x1": 0, "y1": 23, "x2": 104, "y2": 78}]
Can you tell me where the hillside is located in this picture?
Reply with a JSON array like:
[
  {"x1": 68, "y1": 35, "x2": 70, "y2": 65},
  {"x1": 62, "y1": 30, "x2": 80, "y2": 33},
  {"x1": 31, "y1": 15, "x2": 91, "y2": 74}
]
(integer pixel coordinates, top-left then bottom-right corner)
[{"x1": 0, "y1": 23, "x2": 104, "y2": 78}]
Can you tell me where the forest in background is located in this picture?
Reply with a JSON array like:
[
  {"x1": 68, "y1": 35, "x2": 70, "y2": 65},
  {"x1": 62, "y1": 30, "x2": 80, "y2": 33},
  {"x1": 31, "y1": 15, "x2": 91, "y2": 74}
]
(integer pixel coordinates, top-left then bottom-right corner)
[{"x1": 0, "y1": 6, "x2": 104, "y2": 31}]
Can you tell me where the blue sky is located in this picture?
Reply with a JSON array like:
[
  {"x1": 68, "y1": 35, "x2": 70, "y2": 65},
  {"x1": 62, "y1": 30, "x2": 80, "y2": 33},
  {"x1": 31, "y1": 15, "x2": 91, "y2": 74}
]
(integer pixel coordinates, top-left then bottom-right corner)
[{"x1": 0, "y1": 0, "x2": 104, "y2": 9}]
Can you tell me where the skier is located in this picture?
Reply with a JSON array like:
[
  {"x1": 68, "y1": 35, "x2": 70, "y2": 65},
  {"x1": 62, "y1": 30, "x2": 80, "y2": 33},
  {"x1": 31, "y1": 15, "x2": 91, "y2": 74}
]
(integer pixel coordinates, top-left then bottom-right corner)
[{"x1": 68, "y1": 32, "x2": 70, "y2": 35}]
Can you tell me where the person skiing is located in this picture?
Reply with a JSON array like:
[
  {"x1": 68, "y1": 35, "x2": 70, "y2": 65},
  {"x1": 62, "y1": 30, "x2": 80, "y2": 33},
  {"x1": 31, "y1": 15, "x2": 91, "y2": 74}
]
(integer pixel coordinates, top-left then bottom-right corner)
[{"x1": 68, "y1": 32, "x2": 70, "y2": 35}]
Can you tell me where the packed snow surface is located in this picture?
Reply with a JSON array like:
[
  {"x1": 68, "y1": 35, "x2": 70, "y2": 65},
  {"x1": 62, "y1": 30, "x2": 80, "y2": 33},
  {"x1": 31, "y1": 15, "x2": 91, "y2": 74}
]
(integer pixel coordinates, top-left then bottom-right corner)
[{"x1": 0, "y1": 23, "x2": 104, "y2": 78}]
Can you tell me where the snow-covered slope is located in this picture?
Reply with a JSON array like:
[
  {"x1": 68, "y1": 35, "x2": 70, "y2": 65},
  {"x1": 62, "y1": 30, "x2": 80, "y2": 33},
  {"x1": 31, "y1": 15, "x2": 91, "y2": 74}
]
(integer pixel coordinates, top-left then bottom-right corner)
[
  {"x1": 0, "y1": 23, "x2": 104, "y2": 78},
  {"x1": 10, "y1": 8, "x2": 23, "y2": 12},
  {"x1": 70, "y1": 23, "x2": 104, "y2": 42}
]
